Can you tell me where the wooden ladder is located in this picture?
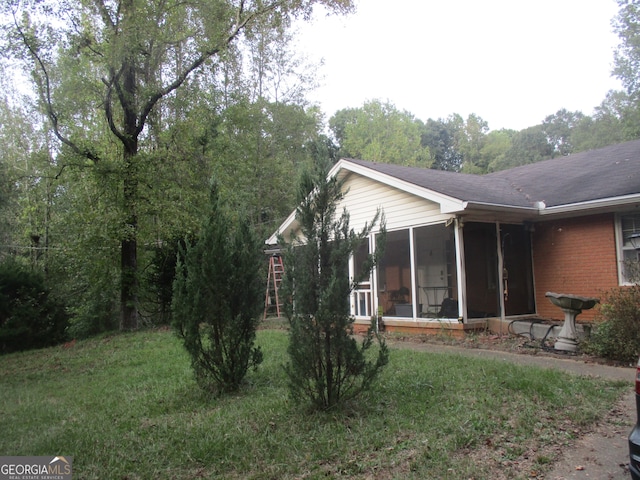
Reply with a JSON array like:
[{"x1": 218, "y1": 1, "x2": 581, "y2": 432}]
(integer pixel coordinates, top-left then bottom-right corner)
[{"x1": 263, "y1": 255, "x2": 284, "y2": 319}]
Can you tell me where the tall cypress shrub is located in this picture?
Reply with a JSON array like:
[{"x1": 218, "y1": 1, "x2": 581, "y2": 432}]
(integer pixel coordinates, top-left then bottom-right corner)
[
  {"x1": 282, "y1": 167, "x2": 388, "y2": 410},
  {"x1": 172, "y1": 183, "x2": 263, "y2": 393}
]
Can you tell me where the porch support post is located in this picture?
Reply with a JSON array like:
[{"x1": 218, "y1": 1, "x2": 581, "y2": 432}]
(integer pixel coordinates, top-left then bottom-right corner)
[
  {"x1": 496, "y1": 222, "x2": 506, "y2": 331},
  {"x1": 409, "y1": 227, "x2": 417, "y2": 319},
  {"x1": 454, "y1": 218, "x2": 467, "y2": 323}
]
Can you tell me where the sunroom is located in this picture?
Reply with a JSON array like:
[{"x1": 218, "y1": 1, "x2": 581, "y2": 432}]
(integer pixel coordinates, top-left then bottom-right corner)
[
  {"x1": 349, "y1": 220, "x2": 535, "y2": 334},
  {"x1": 266, "y1": 158, "x2": 538, "y2": 335}
]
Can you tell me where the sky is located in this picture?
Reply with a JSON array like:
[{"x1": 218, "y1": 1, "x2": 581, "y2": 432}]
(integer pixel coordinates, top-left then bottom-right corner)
[{"x1": 294, "y1": 0, "x2": 624, "y2": 131}]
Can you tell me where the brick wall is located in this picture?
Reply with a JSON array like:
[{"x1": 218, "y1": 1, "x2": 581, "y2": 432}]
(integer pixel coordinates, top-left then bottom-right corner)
[{"x1": 532, "y1": 214, "x2": 619, "y2": 321}]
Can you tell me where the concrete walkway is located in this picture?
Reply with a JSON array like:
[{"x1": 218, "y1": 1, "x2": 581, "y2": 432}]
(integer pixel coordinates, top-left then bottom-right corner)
[{"x1": 385, "y1": 339, "x2": 636, "y2": 479}]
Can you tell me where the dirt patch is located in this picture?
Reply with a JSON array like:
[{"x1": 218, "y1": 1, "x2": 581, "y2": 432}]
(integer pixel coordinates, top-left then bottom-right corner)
[{"x1": 385, "y1": 330, "x2": 634, "y2": 368}]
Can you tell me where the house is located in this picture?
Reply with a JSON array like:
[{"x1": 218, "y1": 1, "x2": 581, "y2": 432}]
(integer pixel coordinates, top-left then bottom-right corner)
[{"x1": 266, "y1": 140, "x2": 640, "y2": 336}]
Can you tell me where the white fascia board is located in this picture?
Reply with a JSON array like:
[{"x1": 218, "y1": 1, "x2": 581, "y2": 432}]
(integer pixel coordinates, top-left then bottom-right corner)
[
  {"x1": 538, "y1": 193, "x2": 640, "y2": 216},
  {"x1": 337, "y1": 160, "x2": 466, "y2": 213}
]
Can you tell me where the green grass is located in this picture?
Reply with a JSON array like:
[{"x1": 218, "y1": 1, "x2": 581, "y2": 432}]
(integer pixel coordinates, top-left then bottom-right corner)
[{"x1": 0, "y1": 328, "x2": 627, "y2": 479}]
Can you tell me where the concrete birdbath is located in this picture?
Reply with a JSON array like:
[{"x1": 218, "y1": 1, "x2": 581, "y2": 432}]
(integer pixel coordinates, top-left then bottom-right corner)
[{"x1": 545, "y1": 292, "x2": 599, "y2": 352}]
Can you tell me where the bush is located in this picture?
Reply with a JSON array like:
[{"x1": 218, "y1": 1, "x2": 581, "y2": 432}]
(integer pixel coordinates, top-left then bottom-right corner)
[
  {"x1": 583, "y1": 285, "x2": 640, "y2": 363},
  {"x1": 0, "y1": 259, "x2": 69, "y2": 353},
  {"x1": 172, "y1": 184, "x2": 264, "y2": 394},
  {"x1": 282, "y1": 167, "x2": 388, "y2": 410},
  {"x1": 143, "y1": 236, "x2": 193, "y2": 326},
  {"x1": 65, "y1": 276, "x2": 119, "y2": 340}
]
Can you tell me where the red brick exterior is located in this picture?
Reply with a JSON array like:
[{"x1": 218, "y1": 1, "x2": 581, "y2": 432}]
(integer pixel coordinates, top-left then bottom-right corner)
[{"x1": 532, "y1": 214, "x2": 619, "y2": 322}]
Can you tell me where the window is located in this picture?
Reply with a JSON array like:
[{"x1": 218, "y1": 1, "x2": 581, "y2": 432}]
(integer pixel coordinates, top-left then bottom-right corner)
[
  {"x1": 414, "y1": 224, "x2": 457, "y2": 318},
  {"x1": 620, "y1": 213, "x2": 640, "y2": 284}
]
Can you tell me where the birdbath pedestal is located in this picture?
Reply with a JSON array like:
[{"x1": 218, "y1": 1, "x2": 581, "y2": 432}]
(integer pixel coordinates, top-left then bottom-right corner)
[{"x1": 545, "y1": 292, "x2": 599, "y2": 352}]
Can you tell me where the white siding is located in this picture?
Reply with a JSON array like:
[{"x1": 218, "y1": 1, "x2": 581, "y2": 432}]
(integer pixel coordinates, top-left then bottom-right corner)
[{"x1": 337, "y1": 172, "x2": 450, "y2": 232}]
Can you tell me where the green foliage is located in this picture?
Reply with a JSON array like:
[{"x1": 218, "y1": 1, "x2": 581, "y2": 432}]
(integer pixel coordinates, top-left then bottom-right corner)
[
  {"x1": 614, "y1": 0, "x2": 640, "y2": 99},
  {"x1": 0, "y1": 259, "x2": 69, "y2": 353},
  {"x1": 172, "y1": 183, "x2": 264, "y2": 394},
  {"x1": 3, "y1": 0, "x2": 356, "y2": 332},
  {"x1": 583, "y1": 285, "x2": 640, "y2": 363},
  {"x1": 63, "y1": 271, "x2": 119, "y2": 340},
  {"x1": 282, "y1": 167, "x2": 388, "y2": 410},
  {"x1": 541, "y1": 108, "x2": 585, "y2": 156},
  {"x1": 421, "y1": 116, "x2": 464, "y2": 172},
  {"x1": 209, "y1": 98, "x2": 322, "y2": 238},
  {"x1": 489, "y1": 125, "x2": 554, "y2": 171},
  {"x1": 143, "y1": 237, "x2": 194, "y2": 326},
  {"x1": 331, "y1": 99, "x2": 431, "y2": 166}
]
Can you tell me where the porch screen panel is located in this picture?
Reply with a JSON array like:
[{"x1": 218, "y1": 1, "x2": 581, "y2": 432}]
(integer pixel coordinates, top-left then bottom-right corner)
[
  {"x1": 377, "y1": 229, "x2": 412, "y2": 317},
  {"x1": 464, "y1": 222, "x2": 499, "y2": 318},
  {"x1": 414, "y1": 224, "x2": 458, "y2": 318}
]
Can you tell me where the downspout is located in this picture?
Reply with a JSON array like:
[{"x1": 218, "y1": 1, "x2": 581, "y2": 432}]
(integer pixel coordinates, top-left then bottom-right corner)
[{"x1": 454, "y1": 217, "x2": 467, "y2": 323}]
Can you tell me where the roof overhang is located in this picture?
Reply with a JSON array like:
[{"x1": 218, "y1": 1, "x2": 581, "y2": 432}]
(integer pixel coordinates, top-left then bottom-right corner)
[
  {"x1": 265, "y1": 159, "x2": 468, "y2": 245},
  {"x1": 331, "y1": 159, "x2": 467, "y2": 213},
  {"x1": 266, "y1": 160, "x2": 640, "y2": 245}
]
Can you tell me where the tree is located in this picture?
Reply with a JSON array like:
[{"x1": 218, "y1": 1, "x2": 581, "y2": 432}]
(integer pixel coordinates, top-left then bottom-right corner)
[
  {"x1": 172, "y1": 183, "x2": 264, "y2": 394},
  {"x1": 576, "y1": 90, "x2": 640, "y2": 150},
  {"x1": 330, "y1": 100, "x2": 431, "y2": 166},
  {"x1": 541, "y1": 108, "x2": 585, "y2": 156},
  {"x1": 455, "y1": 113, "x2": 489, "y2": 171},
  {"x1": 210, "y1": 98, "x2": 324, "y2": 239},
  {"x1": 421, "y1": 116, "x2": 464, "y2": 172},
  {"x1": 614, "y1": 0, "x2": 640, "y2": 99},
  {"x1": 282, "y1": 166, "x2": 388, "y2": 410},
  {"x1": 489, "y1": 125, "x2": 553, "y2": 171},
  {"x1": 2, "y1": 0, "x2": 355, "y2": 331},
  {"x1": 461, "y1": 129, "x2": 513, "y2": 174}
]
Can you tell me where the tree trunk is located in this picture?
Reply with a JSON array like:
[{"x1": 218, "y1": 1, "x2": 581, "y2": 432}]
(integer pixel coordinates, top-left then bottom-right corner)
[
  {"x1": 119, "y1": 39, "x2": 139, "y2": 330},
  {"x1": 120, "y1": 150, "x2": 139, "y2": 330}
]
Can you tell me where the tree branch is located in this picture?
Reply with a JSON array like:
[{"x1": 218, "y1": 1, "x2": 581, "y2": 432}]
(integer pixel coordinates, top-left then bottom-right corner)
[
  {"x1": 10, "y1": 9, "x2": 101, "y2": 162},
  {"x1": 136, "y1": 1, "x2": 280, "y2": 136}
]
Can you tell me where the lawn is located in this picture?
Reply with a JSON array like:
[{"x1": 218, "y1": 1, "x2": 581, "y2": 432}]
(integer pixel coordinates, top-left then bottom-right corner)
[{"x1": 0, "y1": 328, "x2": 627, "y2": 479}]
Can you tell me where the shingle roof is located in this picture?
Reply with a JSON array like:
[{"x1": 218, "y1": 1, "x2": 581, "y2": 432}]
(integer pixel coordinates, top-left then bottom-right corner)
[
  {"x1": 345, "y1": 139, "x2": 640, "y2": 209},
  {"x1": 486, "y1": 139, "x2": 640, "y2": 207}
]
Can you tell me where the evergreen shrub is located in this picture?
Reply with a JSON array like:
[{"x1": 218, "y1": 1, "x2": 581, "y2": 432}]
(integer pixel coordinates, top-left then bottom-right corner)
[
  {"x1": 172, "y1": 184, "x2": 264, "y2": 394},
  {"x1": 0, "y1": 259, "x2": 69, "y2": 353},
  {"x1": 282, "y1": 167, "x2": 388, "y2": 410}
]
